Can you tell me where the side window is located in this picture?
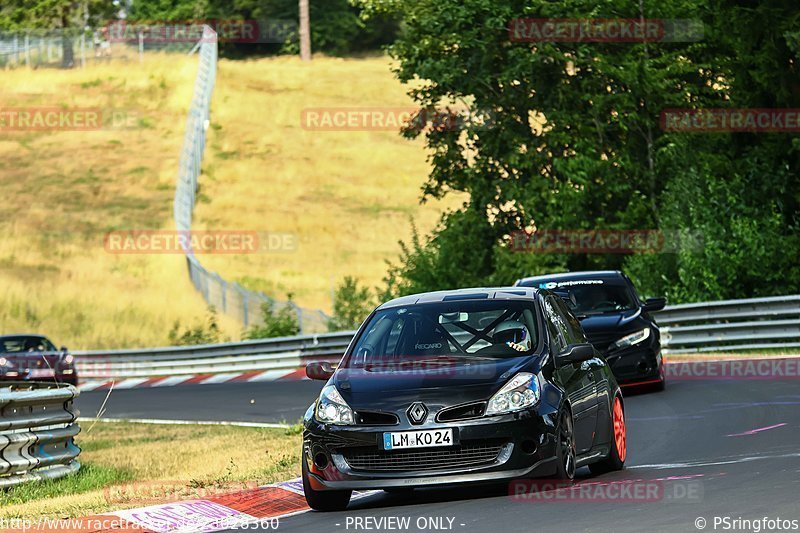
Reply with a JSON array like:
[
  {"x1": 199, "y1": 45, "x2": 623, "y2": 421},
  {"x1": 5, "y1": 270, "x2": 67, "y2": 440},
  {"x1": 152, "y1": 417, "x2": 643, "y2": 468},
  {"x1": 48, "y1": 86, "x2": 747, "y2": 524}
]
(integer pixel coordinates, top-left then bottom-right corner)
[
  {"x1": 552, "y1": 297, "x2": 588, "y2": 345},
  {"x1": 543, "y1": 296, "x2": 567, "y2": 353}
]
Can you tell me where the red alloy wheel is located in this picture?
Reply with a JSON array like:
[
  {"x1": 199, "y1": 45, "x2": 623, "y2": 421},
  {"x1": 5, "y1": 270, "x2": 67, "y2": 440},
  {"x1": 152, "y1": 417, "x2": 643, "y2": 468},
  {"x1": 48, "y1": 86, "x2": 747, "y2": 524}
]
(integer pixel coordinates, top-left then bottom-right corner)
[{"x1": 613, "y1": 397, "x2": 627, "y2": 462}]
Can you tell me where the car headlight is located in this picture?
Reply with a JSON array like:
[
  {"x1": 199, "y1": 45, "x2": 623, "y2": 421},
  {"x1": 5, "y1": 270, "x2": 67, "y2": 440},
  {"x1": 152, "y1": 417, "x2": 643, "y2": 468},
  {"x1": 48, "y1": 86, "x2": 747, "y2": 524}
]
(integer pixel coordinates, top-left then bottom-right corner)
[
  {"x1": 64, "y1": 354, "x2": 74, "y2": 364},
  {"x1": 485, "y1": 372, "x2": 540, "y2": 416},
  {"x1": 610, "y1": 327, "x2": 651, "y2": 350},
  {"x1": 314, "y1": 385, "x2": 354, "y2": 425}
]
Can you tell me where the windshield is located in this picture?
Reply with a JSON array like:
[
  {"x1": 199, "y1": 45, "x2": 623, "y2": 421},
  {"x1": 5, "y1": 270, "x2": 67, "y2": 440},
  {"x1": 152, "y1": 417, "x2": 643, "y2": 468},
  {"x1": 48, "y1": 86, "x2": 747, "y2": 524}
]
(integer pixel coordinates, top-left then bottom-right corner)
[
  {"x1": 0, "y1": 336, "x2": 57, "y2": 353},
  {"x1": 520, "y1": 279, "x2": 637, "y2": 315},
  {"x1": 344, "y1": 300, "x2": 540, "y2": 368}
]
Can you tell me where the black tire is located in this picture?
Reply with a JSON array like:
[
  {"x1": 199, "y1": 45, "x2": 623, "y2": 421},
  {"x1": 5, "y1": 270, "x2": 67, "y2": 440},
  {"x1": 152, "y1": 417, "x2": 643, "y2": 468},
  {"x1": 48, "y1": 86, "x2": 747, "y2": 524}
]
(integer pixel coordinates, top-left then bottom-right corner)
[
  {"x1": 554, "y1": 410, "x2": 576, "y2": 480},
  {"x1": 588, "y1": 395, "x2": 626, "y2": 475},
  {"x1": 302, "y1": 456, "x2": 352, "y2": 511}
]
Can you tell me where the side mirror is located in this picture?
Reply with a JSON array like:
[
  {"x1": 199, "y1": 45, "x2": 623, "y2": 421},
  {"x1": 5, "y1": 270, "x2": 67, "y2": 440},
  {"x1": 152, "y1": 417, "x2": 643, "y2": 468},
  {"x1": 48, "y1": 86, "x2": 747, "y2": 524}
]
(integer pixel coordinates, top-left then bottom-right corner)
[
  {"x1": 306, "y1": 361, "x2": 334, "y2": 381},
  {"x1": 642, "y1": 297, "x2": 666, "y2": 313},
  {"x1": 557, "y1": 343, "x2": 596, "y2": 366},
  {"x1": 60, "y1": 346, "x2": 68, "y2": 352}
]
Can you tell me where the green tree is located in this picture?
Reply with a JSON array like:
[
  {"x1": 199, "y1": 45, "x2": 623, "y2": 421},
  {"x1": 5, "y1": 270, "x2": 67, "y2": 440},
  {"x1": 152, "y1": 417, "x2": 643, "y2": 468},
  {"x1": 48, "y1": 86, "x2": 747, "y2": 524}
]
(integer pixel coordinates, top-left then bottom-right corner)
[
  {"x1": 127, "y1": 0, "x2": 399, "y2": 56},
  {"x1": 368, "y1": 0, "x2": 799, "y2": 302},
  {"x1": 0, "y1": 0, "x2": 116, "y2": 67},
  {"x1": 243, "y1": 298, "x2": 301, "y2": 339},
  {"x1": 328, "y1": 276, "x2": 374, "y2": 331}
]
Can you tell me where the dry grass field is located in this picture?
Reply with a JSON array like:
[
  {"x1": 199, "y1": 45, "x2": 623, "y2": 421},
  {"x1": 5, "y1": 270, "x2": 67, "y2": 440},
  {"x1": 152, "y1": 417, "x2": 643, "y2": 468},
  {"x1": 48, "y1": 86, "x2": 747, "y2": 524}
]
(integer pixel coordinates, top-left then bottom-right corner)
[
  {"x1": 0, "y1": 421, "x2": 302, "y2": 519},
  {"x1": 0, "y1": 53, "x2": 457, "y2": 348},
  {"x1": 195, "y1": 55, "x2": 460, "y2": 311}
]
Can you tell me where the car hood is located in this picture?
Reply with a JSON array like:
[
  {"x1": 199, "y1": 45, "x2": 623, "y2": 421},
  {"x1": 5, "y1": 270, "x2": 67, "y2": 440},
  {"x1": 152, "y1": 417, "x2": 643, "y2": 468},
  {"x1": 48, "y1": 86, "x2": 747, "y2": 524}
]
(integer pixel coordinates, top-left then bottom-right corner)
[{"x1": 334, "y1": 355, "x2": 540, "y2": 410}]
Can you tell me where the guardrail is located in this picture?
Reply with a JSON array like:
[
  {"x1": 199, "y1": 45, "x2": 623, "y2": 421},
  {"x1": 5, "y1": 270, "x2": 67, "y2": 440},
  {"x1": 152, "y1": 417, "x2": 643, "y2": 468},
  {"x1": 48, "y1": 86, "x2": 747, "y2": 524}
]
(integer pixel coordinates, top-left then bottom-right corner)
[
  {"x1": 75, "y1": 332, "x2": 354, "y2": 379},
  {"x1": 654, "y1": 294, "x2": 800, "y2": 354},
  {"x1": 0, "y1": 382, "x2": 81, "y2": 488},
  {"x1": 175, "y1": 25, "x2": 330, "y2": 333},
  {"x1": 73, "y1": 294, "x2": 800, "y2": 381}
]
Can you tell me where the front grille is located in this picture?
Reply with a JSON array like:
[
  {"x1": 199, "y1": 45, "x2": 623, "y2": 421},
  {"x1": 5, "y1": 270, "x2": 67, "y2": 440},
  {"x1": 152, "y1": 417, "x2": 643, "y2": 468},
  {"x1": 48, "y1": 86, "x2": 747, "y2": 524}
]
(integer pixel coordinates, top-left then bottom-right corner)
[
  {"x1": 436, "y1": 402, "x2": 485, "y2": 422},
  {"x1": 342, "y1": 439, "x2": 506, "y2": 472},
  {"x1": 356, "y1": 411, "x2": 399, "y2": 426}
]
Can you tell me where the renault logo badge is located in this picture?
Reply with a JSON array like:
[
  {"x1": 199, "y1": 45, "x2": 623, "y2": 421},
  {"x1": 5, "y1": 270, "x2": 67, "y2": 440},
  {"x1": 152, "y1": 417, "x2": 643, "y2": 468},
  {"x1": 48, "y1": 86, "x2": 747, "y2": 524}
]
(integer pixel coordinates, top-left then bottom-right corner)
[{"x1": 407, "y1": 402, "x2": 428, "y2": 425}]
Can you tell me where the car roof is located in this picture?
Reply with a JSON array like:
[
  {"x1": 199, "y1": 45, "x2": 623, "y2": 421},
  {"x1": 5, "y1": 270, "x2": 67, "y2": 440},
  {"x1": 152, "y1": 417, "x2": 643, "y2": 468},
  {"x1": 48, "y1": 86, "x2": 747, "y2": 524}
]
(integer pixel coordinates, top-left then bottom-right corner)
[
  {"x1": 377, "y1": 287, "x2": 541, "y2": 310},
  {"x1": 515, "y1": 270, "x2": 625, "y2": 286},
  {"x1": 0, "y1": 334, "x2": 49, "y2": 340}
]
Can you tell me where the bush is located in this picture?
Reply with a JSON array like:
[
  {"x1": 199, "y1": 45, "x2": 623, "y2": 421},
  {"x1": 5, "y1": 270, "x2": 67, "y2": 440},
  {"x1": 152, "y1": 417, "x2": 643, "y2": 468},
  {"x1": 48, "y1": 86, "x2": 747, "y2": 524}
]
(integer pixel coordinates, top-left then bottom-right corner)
[
  {"x1": 167, "y1": 308, "x2": 226, "y2": 345},
  {"x1": 243, "y1": 297, "x2": 301, "y2": 339},
  {"x1": 328, "y1": 276, "x2": 374, "y2": 331}
]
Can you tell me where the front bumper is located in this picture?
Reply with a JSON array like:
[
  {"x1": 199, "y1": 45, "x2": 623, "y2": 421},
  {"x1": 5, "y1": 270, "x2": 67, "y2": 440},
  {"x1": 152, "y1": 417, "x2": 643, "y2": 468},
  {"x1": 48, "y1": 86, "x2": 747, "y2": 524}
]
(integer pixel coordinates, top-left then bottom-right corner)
[
  {"x1": 605, "y1": 337, "x2": 663, "y2": 385},
  {"x1": 0, "y1": 370, "x2": 78, "y2": 386},
  {"x1": 303, "y1": 408, "x2": 559, "y2": 491}
]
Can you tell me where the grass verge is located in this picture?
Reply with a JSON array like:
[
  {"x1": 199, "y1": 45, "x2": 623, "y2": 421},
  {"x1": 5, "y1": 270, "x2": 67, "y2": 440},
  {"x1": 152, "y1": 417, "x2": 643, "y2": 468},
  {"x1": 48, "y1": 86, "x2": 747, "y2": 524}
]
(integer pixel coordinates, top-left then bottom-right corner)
[{"x1": 0, "y1": 421, "x2": 303, "y2": 520}]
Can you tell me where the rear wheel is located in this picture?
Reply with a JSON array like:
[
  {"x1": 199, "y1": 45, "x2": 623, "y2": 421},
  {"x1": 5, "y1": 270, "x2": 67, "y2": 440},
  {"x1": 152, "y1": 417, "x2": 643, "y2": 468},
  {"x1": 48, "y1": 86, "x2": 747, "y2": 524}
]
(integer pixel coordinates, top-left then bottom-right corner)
[
  {"x1": 553, "y1": 410, "x2": 576, "y2": 480},
  {"x1": 302, "y1": 456, "x2": 351, "y2": 511},
  {"x1": 589, "y1": 395, "x2": 626, "y2": 475}
]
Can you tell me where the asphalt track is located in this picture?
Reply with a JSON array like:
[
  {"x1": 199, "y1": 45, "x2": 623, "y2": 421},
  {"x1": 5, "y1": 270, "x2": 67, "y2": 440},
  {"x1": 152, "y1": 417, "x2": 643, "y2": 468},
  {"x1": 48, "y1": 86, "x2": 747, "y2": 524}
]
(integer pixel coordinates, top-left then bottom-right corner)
[
  {"x1": 77, "y1": 380, "x2": 324, "y2": 424},
  {"x1": 80, "y1": 378, "x2": 800, "y2": 533}
]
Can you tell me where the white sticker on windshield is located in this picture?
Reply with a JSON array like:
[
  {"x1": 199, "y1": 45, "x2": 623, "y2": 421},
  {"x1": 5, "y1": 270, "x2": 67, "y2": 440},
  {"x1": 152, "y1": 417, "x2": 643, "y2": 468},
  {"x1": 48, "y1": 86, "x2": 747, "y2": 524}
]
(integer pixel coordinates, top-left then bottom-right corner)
[{"x1": 540, "y1": 280, "x2": 604, "y2": 289}]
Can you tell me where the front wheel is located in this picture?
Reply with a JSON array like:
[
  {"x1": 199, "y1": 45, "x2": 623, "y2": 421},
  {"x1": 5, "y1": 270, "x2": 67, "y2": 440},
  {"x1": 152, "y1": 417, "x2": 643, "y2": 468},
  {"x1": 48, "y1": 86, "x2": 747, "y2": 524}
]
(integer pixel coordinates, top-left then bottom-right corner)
[
  {"x1": 553, "y1": 410, "x2": 576, "y2": 480},
  {"x1": 302, "y1": 456, "x2": 352, "y2": 511},
  {"x1": 589, "y1": 395, "x2": 626, "y2": 475}
]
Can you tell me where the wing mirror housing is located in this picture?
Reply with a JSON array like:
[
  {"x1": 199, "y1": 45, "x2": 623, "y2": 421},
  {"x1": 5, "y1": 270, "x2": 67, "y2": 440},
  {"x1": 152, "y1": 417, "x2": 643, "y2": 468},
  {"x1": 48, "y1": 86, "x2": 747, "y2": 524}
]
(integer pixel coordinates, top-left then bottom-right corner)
[
  {"x1": 556, "y1": 343, "x2": 596, "y2": 367},
  {"x1": 306, "y1": 361, "x2": 335, "y2": 381},
  {"x1": 643, "y1": 297, "x2": 666, "y2": 313}
]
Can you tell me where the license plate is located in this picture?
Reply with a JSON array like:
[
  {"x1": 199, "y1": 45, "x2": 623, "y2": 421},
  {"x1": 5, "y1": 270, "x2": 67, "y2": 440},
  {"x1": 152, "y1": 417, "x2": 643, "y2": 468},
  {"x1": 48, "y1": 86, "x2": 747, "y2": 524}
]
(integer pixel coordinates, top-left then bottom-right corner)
[
  {"x1": 29, "y1": 368, "x2": 55, "y2": 378},
  {"x1": 383, "y1": 428, "x2": 454, "y2": 450}
]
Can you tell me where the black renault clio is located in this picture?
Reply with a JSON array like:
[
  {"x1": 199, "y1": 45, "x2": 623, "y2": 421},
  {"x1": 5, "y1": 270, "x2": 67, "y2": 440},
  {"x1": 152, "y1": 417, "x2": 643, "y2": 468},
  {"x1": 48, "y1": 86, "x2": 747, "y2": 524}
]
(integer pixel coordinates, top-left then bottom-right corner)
[
  {"x1": 301, "y1": 287, "x2": 626, "y2": 511},
  {"x1": 515, "y1": 271, "x2": 666, "y2": 390}
]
